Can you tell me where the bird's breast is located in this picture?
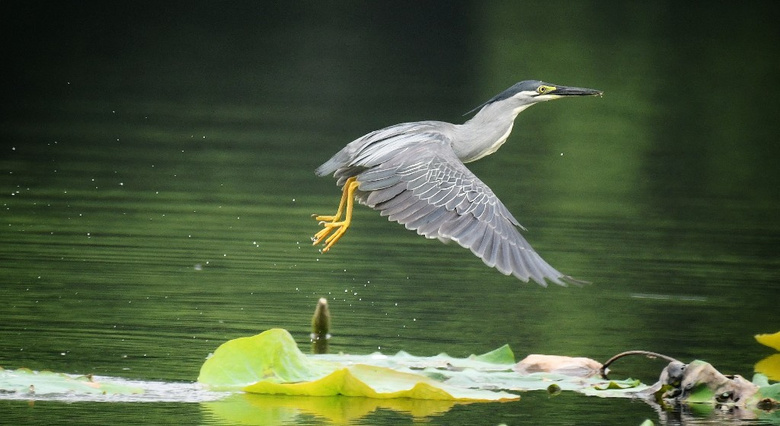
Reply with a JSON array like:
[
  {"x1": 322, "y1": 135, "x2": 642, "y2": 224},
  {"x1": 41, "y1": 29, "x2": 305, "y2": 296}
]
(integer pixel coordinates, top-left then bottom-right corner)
[{"x1": 459, "y1": 123, "x2": 514, "y2": 163}]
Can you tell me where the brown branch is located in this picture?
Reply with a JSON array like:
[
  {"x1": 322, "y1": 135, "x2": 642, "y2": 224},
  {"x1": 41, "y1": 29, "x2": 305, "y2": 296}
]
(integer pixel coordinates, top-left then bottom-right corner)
[{"x1": 600, "y1": 350, "x2": 681, "y2": 379}]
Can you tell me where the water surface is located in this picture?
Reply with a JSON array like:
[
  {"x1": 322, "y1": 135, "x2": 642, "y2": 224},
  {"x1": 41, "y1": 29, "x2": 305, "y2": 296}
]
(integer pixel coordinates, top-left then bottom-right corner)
[{"x1": 1, "y1": 2, "x2": 779, "y2": 424}]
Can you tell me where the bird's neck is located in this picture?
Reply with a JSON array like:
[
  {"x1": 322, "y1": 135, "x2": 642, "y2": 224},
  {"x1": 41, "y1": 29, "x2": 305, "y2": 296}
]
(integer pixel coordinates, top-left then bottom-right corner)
[{"x1": 452, "y1": 102, "x2": 532, "y2": 163}]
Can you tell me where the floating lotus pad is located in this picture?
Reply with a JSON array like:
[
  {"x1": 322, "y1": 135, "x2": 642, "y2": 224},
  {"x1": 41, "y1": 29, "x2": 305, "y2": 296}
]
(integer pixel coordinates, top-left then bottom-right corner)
[
  {"x1": 198, "y1": 328, "x2": 518, "y2": 401},
  {"x1": 0, "y1": 367, "x2": 143, "y2": 397}
]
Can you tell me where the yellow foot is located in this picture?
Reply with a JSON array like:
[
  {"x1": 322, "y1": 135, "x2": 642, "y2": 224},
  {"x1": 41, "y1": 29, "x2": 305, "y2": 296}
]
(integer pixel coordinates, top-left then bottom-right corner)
[
  {"x1": 312, "y1": 177, "x2": 359, "y2": 253},
  {"x1": 312, "y1": 213, "x2": 338, "y2": 222},
  {"x1": 312, "y1": 220, "x2": 349, "y2": 252}
]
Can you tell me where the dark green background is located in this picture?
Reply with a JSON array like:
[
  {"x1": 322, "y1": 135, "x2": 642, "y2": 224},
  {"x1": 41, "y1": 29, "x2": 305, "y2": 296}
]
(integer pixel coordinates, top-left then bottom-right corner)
[{"x1": 2, "y1": 1, "x2": 779, "y2": 424}]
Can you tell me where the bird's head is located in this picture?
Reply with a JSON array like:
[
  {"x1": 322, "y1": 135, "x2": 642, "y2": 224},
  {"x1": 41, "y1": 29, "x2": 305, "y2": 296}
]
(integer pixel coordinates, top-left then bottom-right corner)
[{"x1": 467, "y1": 80, "x2": 602, "y2": 116}]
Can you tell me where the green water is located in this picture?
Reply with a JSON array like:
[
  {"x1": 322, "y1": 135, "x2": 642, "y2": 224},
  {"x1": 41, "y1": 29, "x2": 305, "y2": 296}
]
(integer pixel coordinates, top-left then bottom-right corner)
[{"x1": 2, "y1": 2, "x2": 779, "y2": 424}]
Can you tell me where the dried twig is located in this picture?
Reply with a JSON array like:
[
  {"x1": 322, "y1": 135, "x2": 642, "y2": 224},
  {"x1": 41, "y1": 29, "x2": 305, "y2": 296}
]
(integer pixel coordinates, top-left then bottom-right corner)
[{"x1": 600, "y1": 350, "x2": 681, "y2": 379}]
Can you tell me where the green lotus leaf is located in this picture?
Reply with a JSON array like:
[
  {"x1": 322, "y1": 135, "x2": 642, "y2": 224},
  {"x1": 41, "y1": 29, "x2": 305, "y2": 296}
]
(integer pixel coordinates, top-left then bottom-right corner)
[
  {"x1": 593, "y1": 379, "x2": 642, "y2": 391},
  {"x1": 197, "y1": 328, "x2": 338, "y2": 390},
  {"x1": 754, "y1": 374, "x2": 780, "y2": 405},
  {"x1": 198, "y1": 329, "x2": 517, "y2": 401},
  {"x1": 0, "y1": 367, "x2": 143, "y2": 396},
  {"x1": 244, "y1": 364, "x2": 517, "y2": 401},
  {"x1": 472, "y1": 344, "x2": 515, "y2": 364},
  {"x1": 685, "y1": 383, "x2": 715, "y2": 404}
]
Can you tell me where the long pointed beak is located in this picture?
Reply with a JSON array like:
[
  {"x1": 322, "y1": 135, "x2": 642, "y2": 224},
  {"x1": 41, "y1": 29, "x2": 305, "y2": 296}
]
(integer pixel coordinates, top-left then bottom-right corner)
[{"x1": 554, "y1": 85, "x2": 603, "y2": 97}]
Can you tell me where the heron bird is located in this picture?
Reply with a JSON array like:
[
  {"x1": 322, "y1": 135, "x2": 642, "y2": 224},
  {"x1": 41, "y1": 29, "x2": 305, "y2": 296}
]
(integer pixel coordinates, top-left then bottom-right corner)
[{"x1": 312, "y1": 80, "x2": 602, "y2": 286}]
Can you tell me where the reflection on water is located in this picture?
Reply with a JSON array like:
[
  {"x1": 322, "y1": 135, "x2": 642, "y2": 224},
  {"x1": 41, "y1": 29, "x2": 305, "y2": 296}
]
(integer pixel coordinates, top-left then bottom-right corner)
[
  {"x1": 203, "y1": 394, "x2": 460, "y2": 425},
  {"x1": 629, "y1": 293, "x2": 707, "y2": 302},
  {"x1": 2, "y1": 1, "x2": 779, "y2": 424}
]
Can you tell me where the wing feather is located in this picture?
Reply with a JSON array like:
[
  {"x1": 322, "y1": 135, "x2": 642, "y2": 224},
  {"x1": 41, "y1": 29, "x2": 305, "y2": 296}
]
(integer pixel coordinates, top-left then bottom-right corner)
[{"x1": 318, "y1": 123, "x2": 578, "y2": 285}]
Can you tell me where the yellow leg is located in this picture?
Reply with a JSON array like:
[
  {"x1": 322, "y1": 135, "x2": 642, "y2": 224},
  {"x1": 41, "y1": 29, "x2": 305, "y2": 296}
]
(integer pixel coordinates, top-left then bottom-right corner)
[{"x1": 312, "y1": 177, "x2": 359, "y2": 253}]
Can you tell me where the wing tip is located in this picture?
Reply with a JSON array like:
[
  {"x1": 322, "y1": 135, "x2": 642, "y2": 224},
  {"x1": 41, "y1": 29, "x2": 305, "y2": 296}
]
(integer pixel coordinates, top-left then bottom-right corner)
[{"x1": 539, "y1": 274, "x2": 590, "y2": 287}]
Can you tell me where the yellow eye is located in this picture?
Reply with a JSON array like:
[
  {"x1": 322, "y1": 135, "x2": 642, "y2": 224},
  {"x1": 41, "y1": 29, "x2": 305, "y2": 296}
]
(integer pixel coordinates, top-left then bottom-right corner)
[{"x1": 537, "y1": 85, "x2": 555, "y2": 94}]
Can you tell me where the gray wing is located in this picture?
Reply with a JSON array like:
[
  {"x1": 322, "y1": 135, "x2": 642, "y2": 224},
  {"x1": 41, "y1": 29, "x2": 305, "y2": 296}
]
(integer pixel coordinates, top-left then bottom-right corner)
[{"x1": 327, "y1": 131, "x2": 577, "y2": 286}]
